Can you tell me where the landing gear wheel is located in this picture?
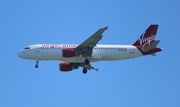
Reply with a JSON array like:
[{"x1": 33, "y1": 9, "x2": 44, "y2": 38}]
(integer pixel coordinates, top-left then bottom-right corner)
[
  {"x1": 85, "y1": 59, "x2": 90, "y2": 65},
  {"x1": 83, "y1": 68, "x2": 87, "y2": 74},
  {"x1": 35, "y1": 59, "x2": 39, "y2": 68},
  {"x1": 35, "y1": 64, "x2": 38, "y2": 68}
]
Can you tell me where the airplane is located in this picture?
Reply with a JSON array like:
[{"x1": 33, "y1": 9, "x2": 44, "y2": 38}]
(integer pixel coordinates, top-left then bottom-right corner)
[{"x1": 18, "y1": 24, "x2": 162, "y2": 74}]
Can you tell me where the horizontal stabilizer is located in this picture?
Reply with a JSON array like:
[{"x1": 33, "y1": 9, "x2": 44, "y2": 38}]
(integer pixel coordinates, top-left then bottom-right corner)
[
  {"x1": 150, "y1": 53, "x2": 156, "y2": 56},
  {"x1": 142, "y1": 40, "x2": 160, "y2": 52}
]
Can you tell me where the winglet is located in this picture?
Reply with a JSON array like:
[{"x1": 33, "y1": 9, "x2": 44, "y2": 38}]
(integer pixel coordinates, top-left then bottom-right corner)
[
  {"x1": 104, "y1": 26, "x2": 108, "y2": 30},
  {"x1": 95, "y1": 68, "x2": 99, "y2": 72}
]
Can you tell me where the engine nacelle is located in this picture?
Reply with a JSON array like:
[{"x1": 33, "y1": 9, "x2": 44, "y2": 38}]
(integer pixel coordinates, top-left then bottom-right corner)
[
  {"x1": 62, "y1": 48, "x2": 75, "y2": 57},
  {"x1": 59, "y1": 62, "x2": 78, "y2": 72}
]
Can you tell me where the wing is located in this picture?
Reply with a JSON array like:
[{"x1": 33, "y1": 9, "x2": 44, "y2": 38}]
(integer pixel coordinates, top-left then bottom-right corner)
[{"x1": 75, "y1": 26, "x2": 108, "y2": 57}]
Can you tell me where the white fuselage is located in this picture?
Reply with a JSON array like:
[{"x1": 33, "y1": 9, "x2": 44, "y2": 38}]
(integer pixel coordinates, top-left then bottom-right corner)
[{"x1": 18, "y1": 44, "x2": 143, "y2": 62}]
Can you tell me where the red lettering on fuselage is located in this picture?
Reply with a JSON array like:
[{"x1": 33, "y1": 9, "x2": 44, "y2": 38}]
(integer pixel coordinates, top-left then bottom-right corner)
[
  {"x1": 41, "y1": 44, "x2": 78, "y2": 48},
  {"x1": 62, "y1": 44, "x2": 78, "y2": 48},
  {"x1": 42, "y1": 44, "x2": 61, "y2": 48}
]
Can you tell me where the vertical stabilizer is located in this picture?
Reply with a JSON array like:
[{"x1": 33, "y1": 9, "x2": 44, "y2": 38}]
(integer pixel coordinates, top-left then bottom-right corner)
[{"x1": 133, "y1": 24, "x2": 158, "y2": 46}]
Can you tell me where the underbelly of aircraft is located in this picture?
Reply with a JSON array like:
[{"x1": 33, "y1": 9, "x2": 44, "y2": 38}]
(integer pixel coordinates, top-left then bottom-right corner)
[{"x1": 26, "y1": 50, "x2": 143, "y2": 62}]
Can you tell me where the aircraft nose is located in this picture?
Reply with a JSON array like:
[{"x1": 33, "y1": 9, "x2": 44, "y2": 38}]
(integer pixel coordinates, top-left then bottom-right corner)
[
  {"x1": 17, "y1": 51, "x2": 23, "y2": 58},
  {"x1": 17, "y1": 51, "x2": 28, "y2": 59}
]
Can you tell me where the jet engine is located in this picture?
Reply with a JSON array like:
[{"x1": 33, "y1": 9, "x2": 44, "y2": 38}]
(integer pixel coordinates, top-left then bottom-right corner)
[
  {"x1": 62, "y1": 48, "x2": 75, "y2": 57},
  {"x1": 59, "y1": 62, "x2": 78, "y2": 72}
]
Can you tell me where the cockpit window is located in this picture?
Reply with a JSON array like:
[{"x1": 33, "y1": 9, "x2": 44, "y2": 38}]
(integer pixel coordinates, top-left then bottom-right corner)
[{"x1": 24, "y1": 47, "x2": 30, "y2": 49}]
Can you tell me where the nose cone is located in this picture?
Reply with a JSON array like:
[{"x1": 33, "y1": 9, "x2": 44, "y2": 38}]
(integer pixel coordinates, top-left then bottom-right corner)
[
  {"x1": 17, "y1": 51, "x2": 25, "y2": 58},
  {"x1": 17, "y1": 52, "x2": 22, "y2": 58}
]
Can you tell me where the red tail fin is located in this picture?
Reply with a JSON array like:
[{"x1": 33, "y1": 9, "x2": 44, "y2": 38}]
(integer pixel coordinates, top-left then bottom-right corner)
[{"x1": 133, "y1": 24, "x2": 158, "y2": 46}]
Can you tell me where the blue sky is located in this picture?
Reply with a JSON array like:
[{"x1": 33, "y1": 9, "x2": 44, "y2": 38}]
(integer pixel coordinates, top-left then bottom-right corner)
[{"x1": 0, "y1": 0, "x2": 180, "y2": 107}]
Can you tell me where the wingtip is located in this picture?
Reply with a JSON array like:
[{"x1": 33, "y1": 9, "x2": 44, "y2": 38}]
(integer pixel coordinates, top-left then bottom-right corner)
[
  {"x1": 104, "y1": 26, "x2": 108, "y2": 30},
  {"x1": 95, "y1": 68, "x2": 99, "y2": 72}
]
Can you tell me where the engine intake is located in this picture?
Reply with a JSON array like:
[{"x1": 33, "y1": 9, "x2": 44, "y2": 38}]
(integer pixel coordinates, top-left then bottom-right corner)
[{"x1": 62, "y1": 48, "x2": 75, "y2": 57}]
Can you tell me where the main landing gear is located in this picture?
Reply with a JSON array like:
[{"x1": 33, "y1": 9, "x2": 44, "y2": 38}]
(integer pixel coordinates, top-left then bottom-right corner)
[
  {"x1": 83, "y1": 58, "x2": 89, "y2": 74},
  {"x1": 35, "y1": 59, "x2": 39, "y2": 68},
  {"x1": 84, "y1": 58, "x2": 90, "y2": 65},
  {"x1": 83, "y1": 68, "x2": 87, "y2": 74}
]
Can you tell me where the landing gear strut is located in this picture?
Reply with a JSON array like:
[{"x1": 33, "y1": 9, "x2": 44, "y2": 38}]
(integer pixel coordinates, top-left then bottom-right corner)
[
  {"x1": 84, "y1": 58, "x2": 90, "y2": 65},
  {"x1": 83, "y1": 58, "x2": 89, "y2": 74},
  {"x1": 35, "y1": 59, "x2": 39, "y2": 68},
  {"x1": 83, "y1": 68, "x2": 87, "y2": 74}
]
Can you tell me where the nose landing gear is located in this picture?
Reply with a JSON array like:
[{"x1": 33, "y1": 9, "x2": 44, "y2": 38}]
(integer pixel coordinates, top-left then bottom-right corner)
[{"x1": 35, "y1": 59, "x2": 39, "y2": 68}]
